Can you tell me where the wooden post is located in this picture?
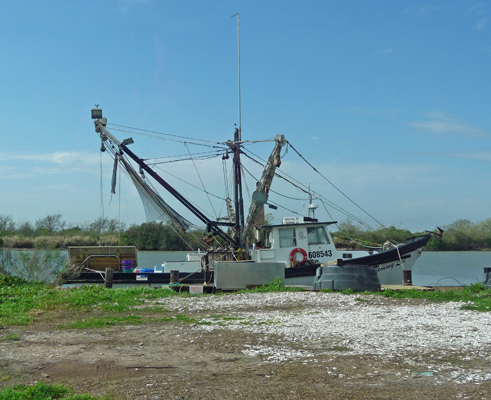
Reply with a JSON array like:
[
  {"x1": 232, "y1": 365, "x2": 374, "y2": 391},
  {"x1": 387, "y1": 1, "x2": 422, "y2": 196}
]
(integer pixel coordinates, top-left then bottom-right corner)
[
  {"x1": 484, "y1": 267, "x2": 491, "y2": 286},
  {"x1": 170, "y1": 270, "x2": 179, "y2": 284},
  {"x1": 402, "y1": 270, "x2": 412, "y2": 286},
  {"x1": 104, "y1": 268, "x2": 114, "y2": 289}
]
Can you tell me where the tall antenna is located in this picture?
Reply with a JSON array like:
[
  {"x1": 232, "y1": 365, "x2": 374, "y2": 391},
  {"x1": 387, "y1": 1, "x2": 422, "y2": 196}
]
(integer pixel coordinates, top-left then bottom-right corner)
[
  {"x1": 231, "y1": 13, "x2": 244, "y2": 248},
  {"x1": 232, "y1": 13, "x2": 241, "y2": 140}
]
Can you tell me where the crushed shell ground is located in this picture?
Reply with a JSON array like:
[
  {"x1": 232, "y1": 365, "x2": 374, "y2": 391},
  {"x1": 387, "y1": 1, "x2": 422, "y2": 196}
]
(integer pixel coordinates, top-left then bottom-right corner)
[{"x1": 1, "y1": 291, "x2": 491, "y2": 399}]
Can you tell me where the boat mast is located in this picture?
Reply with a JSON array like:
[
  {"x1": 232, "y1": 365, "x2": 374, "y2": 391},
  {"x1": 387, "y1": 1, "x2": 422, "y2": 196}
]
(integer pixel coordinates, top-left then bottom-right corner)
[{"x1": 231, "y1": 13, "x2": 245, "y2": 249}]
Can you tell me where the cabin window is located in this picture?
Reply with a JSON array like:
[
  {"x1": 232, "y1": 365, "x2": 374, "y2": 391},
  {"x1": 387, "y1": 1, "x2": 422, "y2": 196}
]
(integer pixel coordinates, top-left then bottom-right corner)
[
  {"x1": 279, "y1": 228, "x2": 296, "y2": 248},
  {"x1": 343, "y1": 253, "x2": 353, "y2": 259},
  {"x1": 307, "y1": 226, "x2": 330, "y2": 245}
]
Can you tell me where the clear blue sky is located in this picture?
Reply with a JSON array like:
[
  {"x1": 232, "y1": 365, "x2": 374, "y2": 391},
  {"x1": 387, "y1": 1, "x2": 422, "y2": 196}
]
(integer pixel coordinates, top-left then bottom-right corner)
[{"x1": 1, "y1": 0, "x2": 490, "y2": 232}]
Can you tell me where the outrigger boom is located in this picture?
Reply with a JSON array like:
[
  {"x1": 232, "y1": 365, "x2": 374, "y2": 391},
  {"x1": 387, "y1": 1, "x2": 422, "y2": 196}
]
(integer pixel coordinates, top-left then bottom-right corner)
[{"x1": 93, "y1": 115, "x2": 239, "y2": 248}]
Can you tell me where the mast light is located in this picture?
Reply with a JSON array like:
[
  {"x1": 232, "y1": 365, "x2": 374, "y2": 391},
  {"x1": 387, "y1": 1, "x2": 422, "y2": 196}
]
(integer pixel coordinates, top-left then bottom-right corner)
[{"x1": 91, "y1": 108, "x2": 103, "y2": 119}]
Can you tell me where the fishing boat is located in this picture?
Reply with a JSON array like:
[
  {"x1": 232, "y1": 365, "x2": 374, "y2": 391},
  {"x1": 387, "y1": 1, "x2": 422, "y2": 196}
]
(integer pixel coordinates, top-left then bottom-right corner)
[
  {"x1": 65, "y1": 20, "x2": 432, "y2": 290},
  {"x1": 59, "y1": 108, "x2": 432, "y2": 291}
]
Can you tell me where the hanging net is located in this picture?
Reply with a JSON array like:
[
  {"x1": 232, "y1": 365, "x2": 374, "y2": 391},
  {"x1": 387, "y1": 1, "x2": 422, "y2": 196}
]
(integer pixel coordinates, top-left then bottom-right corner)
[{"x1": 119, "y1": 156, "x2": 193, "y2": 231}]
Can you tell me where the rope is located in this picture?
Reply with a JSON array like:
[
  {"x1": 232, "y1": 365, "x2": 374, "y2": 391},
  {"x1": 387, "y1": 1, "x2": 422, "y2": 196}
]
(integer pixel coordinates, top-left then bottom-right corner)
[
  {"x1": 185, "y1": 142, "x2": 217, "y2": 219},
  {"x1": 287, "y1": 141, "x2": 385, "y2": 228},
  {"x1": 107, "y1": 127, "x2": 228, "y2": 149},
  {"x1": 242, "y1": 148, "x2": 376, "y2": 230},
  {"x1": 240, "y1": 164, "x2": 251, "y2": 203},
  {"x1": 107, "y1": 123, "x2": 226, "y2": 145},
  {"x1": 118, "y1": 158, "x2": 121, "y2": 245},
  {"x1": 100, "y1": 150, "x2": 105, "y2": 221}
]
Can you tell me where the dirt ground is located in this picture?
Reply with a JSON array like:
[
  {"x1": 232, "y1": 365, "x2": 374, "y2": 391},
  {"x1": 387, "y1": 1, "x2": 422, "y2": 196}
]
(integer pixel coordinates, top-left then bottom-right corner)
[{"x1": 1, "y1": 296, "x2": 491, "y2": 399}]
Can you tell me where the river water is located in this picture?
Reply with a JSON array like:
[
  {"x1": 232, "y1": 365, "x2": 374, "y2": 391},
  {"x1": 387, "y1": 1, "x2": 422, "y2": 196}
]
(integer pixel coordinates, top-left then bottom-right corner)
[
  {"x1": 136, "y1": 251, "x2": 491, "y2": 287},
  {"x1": 136, "y1": 251, "x2": 490, "y2": 287},
  {"x1": 412, "y1": 252, "x2": 490, "y2": 287},
  {"x1": 5, "y1": 250, "x2": 491, "y2": 287}
]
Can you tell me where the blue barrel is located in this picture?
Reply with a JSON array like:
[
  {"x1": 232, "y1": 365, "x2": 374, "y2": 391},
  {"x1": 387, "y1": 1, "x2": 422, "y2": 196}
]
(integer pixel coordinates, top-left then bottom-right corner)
[{"x1": 140, "y1": 268, "x2": 154, "y2": 273}]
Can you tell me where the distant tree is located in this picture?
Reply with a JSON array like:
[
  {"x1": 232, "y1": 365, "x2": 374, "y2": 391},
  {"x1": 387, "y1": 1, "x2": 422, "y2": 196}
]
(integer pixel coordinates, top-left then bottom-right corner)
[
  {"x1": 89, "y1": 217, "x2": 125, "y2": 234},
  {"x1": 35, "y1": 213, "x2": 66, "y2": 233},
  {"x1": 446, "y1": 219, "x2": 474, "y2": 232},
  {"x1": 122, "y1": 221, "x2": 190, "y2": 250},
  {"x1": 0, "y1": 214, "x2": 15, "y2": 234},
  {"x1": 264, "y1": 213, "x2": 275, "y2": 225},
  {"x1": 17, "y1": 221, "x2": 35, "y2": 237}
]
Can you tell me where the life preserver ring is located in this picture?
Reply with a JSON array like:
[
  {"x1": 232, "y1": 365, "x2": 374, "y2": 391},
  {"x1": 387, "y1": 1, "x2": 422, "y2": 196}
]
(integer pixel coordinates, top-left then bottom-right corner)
[{"x1": 289, "y1": 247, "x2": 307, "y2": 265}]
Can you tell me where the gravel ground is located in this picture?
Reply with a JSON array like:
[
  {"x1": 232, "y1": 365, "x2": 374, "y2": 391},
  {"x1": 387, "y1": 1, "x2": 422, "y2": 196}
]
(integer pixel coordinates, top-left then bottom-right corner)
[
  {"x1": 2, "y1": 291, "x2": 491, "y2": 399},
  {"x1": 161, "y1": 292, "x2": 491, "y2": 381}
]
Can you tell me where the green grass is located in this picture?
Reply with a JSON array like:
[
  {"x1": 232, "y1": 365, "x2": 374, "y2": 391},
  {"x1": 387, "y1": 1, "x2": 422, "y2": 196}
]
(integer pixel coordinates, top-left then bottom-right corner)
[
  {"x1": 237, "y1": 278, "x2": 304, "y2": 293},
  {"x1": 354, "y1": 282, "x2": 491, "y2": 311},
  {"x1": 0, "y1": 382, "x2": 107, "y2": 399},
  {"x1": 2, "y1": 276, "x2": 491, "y2": 332},
  {"x1": 157, "y1": 314, "x2": 197, "y2": 323},
  {"x1": 3, "y1": 333, "x2": 21, "y2": 341},
  {"x1": 58, "y1": 315, "x2": 143, "y2": 330},
  {"x1": 0, "y1": 276, "x2": 179, "y2": 328},
  {"x1": 321, "y1": 282, "x2": 491, "y2": 311}
]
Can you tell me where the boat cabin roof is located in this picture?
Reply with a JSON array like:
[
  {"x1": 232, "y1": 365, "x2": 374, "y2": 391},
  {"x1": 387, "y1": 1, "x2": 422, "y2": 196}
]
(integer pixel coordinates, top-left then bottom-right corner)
[{"x1": 256, "y1": 221, "x2": 337, "y2": 230}]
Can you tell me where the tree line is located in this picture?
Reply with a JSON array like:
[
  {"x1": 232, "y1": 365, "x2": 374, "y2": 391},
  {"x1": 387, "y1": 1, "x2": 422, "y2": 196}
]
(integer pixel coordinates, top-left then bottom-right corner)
[
  {"x1": 0, "y1": 213, "x2": 206, "y2": 251},
  {"x1": 333, "y1": 218, "x2": 491, "y2": 251},
  {"x1": 2, "y1": 213, "x2": 491, "y2": 251}
]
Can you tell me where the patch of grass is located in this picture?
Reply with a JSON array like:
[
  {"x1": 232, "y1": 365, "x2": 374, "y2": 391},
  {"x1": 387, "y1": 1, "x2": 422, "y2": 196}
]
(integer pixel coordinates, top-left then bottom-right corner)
[
  {"x1": 157, "y1": 314, "x2": 197, "y2": 324},
  {"x1": 354, "y1": 297, "x2": 369, "y2": 303},
  {"x1": 0, "y1": 381, "x2": 107, "y2": 399},
  {"x1": 237, "y1": 278, "x2": 304, "y2": 293},
  {"x1": 317, "y1": 281, "x2": 491, "y2": 312},
  {"x1": 0, "y1": 277, "x2": 181, "y2": 327},
  {"x1": 374, "y1": 282, "x2": 491, "y2": 311},
  {"x1": 58, "y1": 315, "x2": 142, "y2": 329},
  {"x1": 3, "y1": 333, "x2": 21, "y2": 341}
]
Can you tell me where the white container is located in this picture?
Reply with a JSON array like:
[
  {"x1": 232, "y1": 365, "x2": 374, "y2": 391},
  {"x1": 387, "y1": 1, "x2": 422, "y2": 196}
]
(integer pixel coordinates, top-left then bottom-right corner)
[
  {"x1": 163, "y1": 261, "x2": 200, "y2": 273},
  {"x1": 189, "y1": 285, "x2": 203, "y2": 295}
]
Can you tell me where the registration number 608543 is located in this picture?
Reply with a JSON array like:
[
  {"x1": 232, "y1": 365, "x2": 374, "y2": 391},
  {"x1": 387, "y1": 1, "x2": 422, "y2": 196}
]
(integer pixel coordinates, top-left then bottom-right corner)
[{"x1": 308, "y1": 250, "x2": 332, "y2": 259}]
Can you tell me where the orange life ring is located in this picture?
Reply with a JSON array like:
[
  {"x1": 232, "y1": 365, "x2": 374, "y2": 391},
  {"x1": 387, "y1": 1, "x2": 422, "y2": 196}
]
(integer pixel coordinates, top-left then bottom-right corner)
[{"x1": 289, "y1": 247, "x2": 307, "y2": 265}]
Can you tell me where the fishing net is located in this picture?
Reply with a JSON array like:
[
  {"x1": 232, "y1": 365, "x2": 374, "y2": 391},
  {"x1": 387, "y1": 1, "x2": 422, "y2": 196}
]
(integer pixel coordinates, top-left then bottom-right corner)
[{"x1": 119, "y1": 157, "x2": 193, "y2": 231}]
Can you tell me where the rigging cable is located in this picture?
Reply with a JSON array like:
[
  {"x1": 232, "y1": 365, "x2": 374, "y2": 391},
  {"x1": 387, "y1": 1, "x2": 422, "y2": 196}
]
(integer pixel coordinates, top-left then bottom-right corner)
[
  {"x1": 107, "y1": 123, "x2": 226, "y2": 145},
  {"x1": 240, "y1": 164, "x2": 252, "y2": 204},
  {"x1": 145, "y1": 149, "x2": 224, "y2": 163},
  {"x1": 107, "y1": 126, "x2": 229, "y2": 150},
  {"x1": 118, "y1": 155, "x2": 121, "y2": 245},
  {"x1": 105, "y1": 145, "x2": 212, "y2": 250},
  {"x1": 152, "y1": 165, "x2": 226, "y2": 201},
  {"x1": 242, "y1": 148, "x2": 376, "y2": 230},
  {"x1": 185, "y1": 142, "x2": 218, "y2": 220},
  {"x1": 99, "y1": 149, "x2": 105, "y2": 222},
  {"x1": 108, "y1": 122, "x2": 276, "y2": 148},
  {"x1": 239, "y1": 163, "x2": 303, "y2": 217},
  {"x1": 286, "y1": 140, "x2": 385, "y2": 228}
]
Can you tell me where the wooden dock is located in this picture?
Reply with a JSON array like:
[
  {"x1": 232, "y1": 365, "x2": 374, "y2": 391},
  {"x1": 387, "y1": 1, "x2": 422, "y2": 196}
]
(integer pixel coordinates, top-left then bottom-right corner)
[{"x1": 382, "y1": 284, "x2": 434, "y2": 291}]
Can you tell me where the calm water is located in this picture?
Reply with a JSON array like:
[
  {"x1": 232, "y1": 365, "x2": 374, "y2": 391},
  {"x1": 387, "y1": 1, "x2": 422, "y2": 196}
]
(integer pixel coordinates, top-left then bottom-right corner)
[
  {"x1": 136, "y1": 251, "x2": 491, "y2": 287},
  {"x1": 6, "y1": 250, "x2": 491, "y2": 286},
  {"x1": 412, "y1": 252, "x2": 491, "y2": 287},
  {"x1": 140, "y1": 251, "x2": 491, "y2": 287}
]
